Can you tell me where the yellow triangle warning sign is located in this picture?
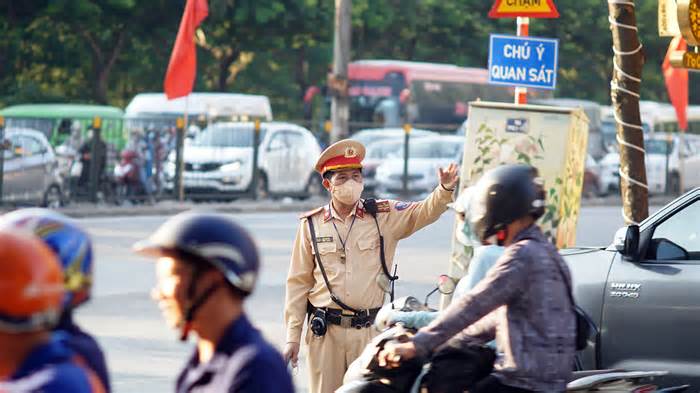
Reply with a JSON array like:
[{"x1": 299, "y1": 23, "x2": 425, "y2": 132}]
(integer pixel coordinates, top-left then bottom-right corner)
[{"x1": 489, "y1": 0, "x2": 559, "y2": 18}]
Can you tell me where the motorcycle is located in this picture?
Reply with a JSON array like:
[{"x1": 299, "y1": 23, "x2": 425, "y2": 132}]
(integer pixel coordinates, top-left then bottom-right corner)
[
  {"x1": 338, "y1": 276, "x2": 689, "y2": 393},
  {"x1": 56, "y1": 144, "x2": 116, "y2": 205},
  {"x1": 114, "y1": 149, "x2": 152, "y2": 205}
]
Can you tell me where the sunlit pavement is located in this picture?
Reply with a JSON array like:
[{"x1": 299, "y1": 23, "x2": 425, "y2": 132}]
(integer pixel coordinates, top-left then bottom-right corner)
[{"x1": 76, "y1": 206, "x2": 636, "y2": 392}]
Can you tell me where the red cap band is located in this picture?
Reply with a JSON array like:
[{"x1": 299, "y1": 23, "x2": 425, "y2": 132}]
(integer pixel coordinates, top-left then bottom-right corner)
[{"x1": 321, "y1": 155, "x2": 362, "y2": 174}]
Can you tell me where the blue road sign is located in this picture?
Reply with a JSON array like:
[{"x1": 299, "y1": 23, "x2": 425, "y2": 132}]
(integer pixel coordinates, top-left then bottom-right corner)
[{"x1": 488, "y1": 34, "x2": 559, "y2": 90}]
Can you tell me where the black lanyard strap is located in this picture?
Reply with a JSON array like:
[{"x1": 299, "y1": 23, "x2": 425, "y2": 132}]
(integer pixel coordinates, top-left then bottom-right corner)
[{"x1": 330, "y1": 204, "x2": 357, "y2": 258}]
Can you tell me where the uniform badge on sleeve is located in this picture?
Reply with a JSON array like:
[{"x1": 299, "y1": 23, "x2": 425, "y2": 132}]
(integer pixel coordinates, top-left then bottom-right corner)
[
  {"x1": 394, "y1": 201, "x2": 412, "y2": 211},
  {"x1": 376, "y1": 200, "x2": 391, "y2": 213}
]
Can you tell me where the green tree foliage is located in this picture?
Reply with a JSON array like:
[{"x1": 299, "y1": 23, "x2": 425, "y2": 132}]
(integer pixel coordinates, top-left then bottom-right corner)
[{"x1": 0, "y1": 0, "x2": 697, "y2": 117}]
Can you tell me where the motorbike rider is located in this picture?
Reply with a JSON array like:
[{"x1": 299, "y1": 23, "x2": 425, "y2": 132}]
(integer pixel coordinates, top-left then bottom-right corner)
[
  {"x1": 378, "y1": 164, "x2": 576, "y2": 392},
  {"x1": 0, "y1": 208, "x2": 110, "y2": 392},
  {"x1": 125, "y1": 127, "x2": 154, "y2": 198},
  {"x1": 0, "y1": 230, "x2": 104, "y2": 392},
  {"x1": 133, "y1": 212, "x2": 294, "y2": 393}
]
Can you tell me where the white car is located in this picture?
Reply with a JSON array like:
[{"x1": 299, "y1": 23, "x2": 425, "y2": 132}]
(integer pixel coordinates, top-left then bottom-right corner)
[
  {"x1": 361, "y1": 130, "x2": 439, "y2": 195},
  {"x1": 351, "y1": 128, "x2": 438, "y2": 147},
  {"x1": 598, "y1": 133, "x2": 700, "y2": 195},
  {"x1": 165, "y1": 122, "x2": 322, "y2": 199},
  {"x1": 374, "y1": 135, "x2": 463, "y2": 200}
]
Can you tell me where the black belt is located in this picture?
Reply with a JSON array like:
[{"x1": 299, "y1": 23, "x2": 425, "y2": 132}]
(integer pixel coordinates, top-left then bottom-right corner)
[{"x1": 308, "y1": 303, "x2": 380, "y2": 329}]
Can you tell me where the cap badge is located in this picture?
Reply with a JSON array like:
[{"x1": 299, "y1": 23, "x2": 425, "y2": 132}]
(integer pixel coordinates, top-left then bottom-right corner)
[{"x1": 344, "y1": 147, "x2": 357, "y2": 158}]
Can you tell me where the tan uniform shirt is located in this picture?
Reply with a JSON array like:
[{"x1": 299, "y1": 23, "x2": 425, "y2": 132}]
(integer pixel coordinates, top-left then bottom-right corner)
[{"x1": 284, "y1": 186, "x2": 453, "y2": 344}]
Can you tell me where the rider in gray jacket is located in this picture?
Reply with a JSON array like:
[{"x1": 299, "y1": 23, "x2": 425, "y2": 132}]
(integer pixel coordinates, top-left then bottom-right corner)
[{"x1": 378, "y1": 164, "x2": 576, "y2": 392}]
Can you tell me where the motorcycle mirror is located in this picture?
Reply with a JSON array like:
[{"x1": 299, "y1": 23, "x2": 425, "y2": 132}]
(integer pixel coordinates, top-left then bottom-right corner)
[{"x1": 437, "y1": 274, "x2": 455, "y2": 295}]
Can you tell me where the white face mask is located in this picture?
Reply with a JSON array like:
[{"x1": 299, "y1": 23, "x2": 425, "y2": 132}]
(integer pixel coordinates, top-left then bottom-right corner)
[{"x1": 332, "y1": 179, "x2": 364, "y2": 205}]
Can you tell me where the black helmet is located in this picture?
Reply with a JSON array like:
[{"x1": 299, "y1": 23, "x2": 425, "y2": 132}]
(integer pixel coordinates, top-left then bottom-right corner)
[
  {"x1": 469, "y1": 164, "x2": 545, "y2": 242},
  {"x1": 133, "y1": 211, "x2": 260, "y2": 296}
]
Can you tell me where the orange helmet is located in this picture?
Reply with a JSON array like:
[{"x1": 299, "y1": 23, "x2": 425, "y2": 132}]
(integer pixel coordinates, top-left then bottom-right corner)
[{"x1": 0, "y1": 230, "x2": 64, "y2": 333}]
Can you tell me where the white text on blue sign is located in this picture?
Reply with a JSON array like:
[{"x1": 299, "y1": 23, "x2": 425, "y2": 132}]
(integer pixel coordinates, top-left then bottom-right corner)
[{"x1": 488, "y1": 35, "x2": 559, "y2": 90}]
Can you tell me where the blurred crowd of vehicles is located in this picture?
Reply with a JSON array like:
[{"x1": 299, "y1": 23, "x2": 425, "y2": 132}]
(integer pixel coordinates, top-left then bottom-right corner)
[{"x1": 0, "y1": 60, "x2": 697, "y2": 206}]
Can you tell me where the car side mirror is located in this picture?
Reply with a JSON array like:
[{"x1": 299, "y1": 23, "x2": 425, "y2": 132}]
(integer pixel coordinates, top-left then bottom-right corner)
[{"x1": 614, "y1": 225, "x2": 639, "y2": 261}]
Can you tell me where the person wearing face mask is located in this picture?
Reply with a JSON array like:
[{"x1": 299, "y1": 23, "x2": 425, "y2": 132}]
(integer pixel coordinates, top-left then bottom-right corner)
[
  {"x1": 377, "y1": 165, "x2": 576, "y2": 393},
  {"x1": 376, "y1": 188, "x2": 505, "y2": 333},
  {"x1": 284, "y1": 139, "x2": 459, "y2": 393}
]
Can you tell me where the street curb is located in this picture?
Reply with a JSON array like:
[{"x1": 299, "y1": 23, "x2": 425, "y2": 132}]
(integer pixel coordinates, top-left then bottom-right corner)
[
  {"x1": 580, "y1": 195, "x2": 676, "y2": 207},
  {"x1": 51, "y1": 198, "x2": 325, "y2": 219},
  {"x1": 0, "y1": 195, "x2": 678, "y2": 218}
]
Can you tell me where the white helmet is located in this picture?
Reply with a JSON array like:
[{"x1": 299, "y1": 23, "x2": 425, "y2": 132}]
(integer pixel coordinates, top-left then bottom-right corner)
[{"x1": 449, "y1": 188, "x2": 480, "y2": 247}]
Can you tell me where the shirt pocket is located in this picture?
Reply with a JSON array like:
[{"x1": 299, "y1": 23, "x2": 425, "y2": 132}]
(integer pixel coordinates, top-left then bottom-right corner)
[
  {"x1": 314, "y1": 241, "x2": 337, "y2": 255},
  {"x1": 356, "y1": 238, "x2": 381, "y2": 272},
  {"x1": 311, "y1": 240, "x2": 342, "y2": 280},
  {"x1": 357, "y1": 237, "x2": 379, "y2": 253}
]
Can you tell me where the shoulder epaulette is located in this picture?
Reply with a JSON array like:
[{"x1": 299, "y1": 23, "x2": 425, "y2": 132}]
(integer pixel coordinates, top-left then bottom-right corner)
[
  {"x1": 299, "y1": 206, "x2": 324, "y2": 219},
  {"x1": 376, "y1": 200, "x2": 391, "y2": 213}
]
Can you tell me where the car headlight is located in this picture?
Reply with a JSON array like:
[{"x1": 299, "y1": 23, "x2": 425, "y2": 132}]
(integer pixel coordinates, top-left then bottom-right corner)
[{"x1": 220, "y1": 160, "x2": 242, "y2": 172}]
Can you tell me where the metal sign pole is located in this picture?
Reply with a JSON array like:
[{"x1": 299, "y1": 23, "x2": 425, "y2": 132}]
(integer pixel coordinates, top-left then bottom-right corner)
[
  {"x1": 402, "y1": 123, "x2": 411, "y2": 199},
  {"x1": 89, "y1": 117, "x2": 102, "y2": 203},
  {"x1": 175, "y1": 117, "x2": 186, "y2": 202},
  {"x1": 251, "y1": 119, "x2": 261, "y2": 200},
  {"x1": 515, "y1": 17, "x2": 529, "y2": 104}
]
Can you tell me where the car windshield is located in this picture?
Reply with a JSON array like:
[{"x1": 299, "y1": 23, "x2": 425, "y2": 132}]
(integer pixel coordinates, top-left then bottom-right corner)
[
  {"x1": 191, "y1": 124, "x2": 257, "y2": 147},
  {"x1": 646, "y1": 139, "x2": 674, "y2": 155},
  {"x1": 352, "y1": 129, "x2": 435, "y2": 147},
  {"x1": 409, "y1": 140, "x2": 461, "y2": 159},
  {"x1": 6, "y1": 118, "x2": 54, "y2": 139},
  {"x1": 367, "y1": 141, "x2": 403, "y2": 159}
]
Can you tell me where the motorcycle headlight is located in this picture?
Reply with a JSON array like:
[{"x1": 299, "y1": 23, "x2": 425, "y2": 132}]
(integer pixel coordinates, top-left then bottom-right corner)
[
  {"x1": 220, "y1": 160, "x2": 242, "y2": 172},
  {"x1": 165, "y1": 161, "x2": 176, "y2": 175}
]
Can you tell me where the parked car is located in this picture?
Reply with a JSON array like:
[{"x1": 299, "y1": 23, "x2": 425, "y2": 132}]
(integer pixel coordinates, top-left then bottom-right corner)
[
  {"x1": 164, "y1": 122, "x2": 321, "y2": 199},
  {"x1": 2, "y1": 128, "x2": 63, "y2": 207},
  {"x1": 362, "y1": 131, "x2": 440, "y2": 196},
  {"x1": 583, "y1": 154, "x2": 604, "y2": 197},
  {"x1": 350, "y1": 127, "x2": 438, "y2": 148},
  {"x1": 598, "y1": 133, "x2": 700, "y2": 196},
  {"x1": 374, "y1": 135, "x2": 463, "y2": 200},
  {"x1": 564, "y1": 187, "x2": 700, "y2": 388},
  {"x1": 363, "y1": 139, "x2": 404, "y2": 196}
]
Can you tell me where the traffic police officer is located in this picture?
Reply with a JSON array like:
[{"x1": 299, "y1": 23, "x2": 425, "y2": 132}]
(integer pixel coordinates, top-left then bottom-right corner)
[
  {"x1": 134, "y1": 212, "x2": 294, "y2": 393},
  {"x1": 283, "y1": 139, "x2": 458, "y2": 393}
]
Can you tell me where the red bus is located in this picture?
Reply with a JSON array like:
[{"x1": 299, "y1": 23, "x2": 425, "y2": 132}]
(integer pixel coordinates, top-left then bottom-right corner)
[{"x1": 304, "y1": 60, "x2": 545, "y2": 131}]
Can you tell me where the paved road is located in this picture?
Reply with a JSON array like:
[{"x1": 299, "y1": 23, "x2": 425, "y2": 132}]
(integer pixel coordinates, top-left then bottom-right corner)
[{"x1": 76, "y1": 206, "x2": 631, "y2": 392}]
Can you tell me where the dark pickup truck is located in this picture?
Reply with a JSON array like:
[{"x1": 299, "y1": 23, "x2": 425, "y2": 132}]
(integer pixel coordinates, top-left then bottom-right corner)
[{"x1": 564, "y1": 187, "x2": 700, "y2": 387}]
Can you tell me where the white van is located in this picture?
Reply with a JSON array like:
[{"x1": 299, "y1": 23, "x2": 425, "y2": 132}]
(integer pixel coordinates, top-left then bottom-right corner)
[{"x1": 124, "y1": 92, "x2": 273, "y2": 130}]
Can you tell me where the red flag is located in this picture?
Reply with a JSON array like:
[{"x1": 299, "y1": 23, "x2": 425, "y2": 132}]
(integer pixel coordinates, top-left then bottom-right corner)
[
  {"x1": 164, "y1": 0, "x2": 209, "y2": 100},
  {"x1": 662, "y1": 36, "x2": 688, "y2": 131}
]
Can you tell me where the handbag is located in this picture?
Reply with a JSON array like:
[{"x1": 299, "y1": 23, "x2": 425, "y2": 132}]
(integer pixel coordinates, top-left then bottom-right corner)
[{"x1": 550, "y1": 251, "x2": 598, "y2": 351}]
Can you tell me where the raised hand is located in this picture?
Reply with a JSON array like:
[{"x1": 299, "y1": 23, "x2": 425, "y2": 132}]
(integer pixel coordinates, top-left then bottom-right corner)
[{"x1": 438, "y1": 163, "x2": 459, "y2": 191}]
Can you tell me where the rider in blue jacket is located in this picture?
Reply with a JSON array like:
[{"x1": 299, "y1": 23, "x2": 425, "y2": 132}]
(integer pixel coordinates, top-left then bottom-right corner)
[
  {"x1": 0, "y1": 229, "x2": 103, "y2": 392},
  {"x1": 0, "y1": 209, "x2": 110, "y2": 392},
  {"x1": 134, "y1": 212, "x2": 294, "y2": 393}
]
